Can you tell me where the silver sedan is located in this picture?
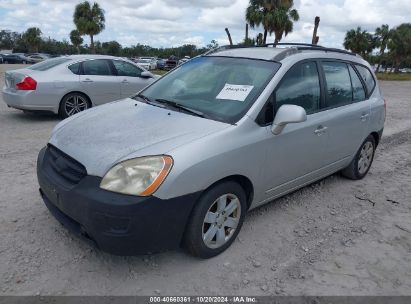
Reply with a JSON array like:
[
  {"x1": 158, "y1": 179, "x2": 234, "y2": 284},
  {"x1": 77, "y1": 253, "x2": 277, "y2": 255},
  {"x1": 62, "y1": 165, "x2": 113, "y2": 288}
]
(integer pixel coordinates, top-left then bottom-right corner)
[{"x1": 2, "y1": 55, "x2": 158, "y2": 117}]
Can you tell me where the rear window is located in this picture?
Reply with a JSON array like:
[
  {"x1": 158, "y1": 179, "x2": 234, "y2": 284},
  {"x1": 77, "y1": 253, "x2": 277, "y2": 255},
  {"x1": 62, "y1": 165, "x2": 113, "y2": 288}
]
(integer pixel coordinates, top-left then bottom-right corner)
[{"x1": 29, "y1": 57, "x2": 71, "y2": 71}]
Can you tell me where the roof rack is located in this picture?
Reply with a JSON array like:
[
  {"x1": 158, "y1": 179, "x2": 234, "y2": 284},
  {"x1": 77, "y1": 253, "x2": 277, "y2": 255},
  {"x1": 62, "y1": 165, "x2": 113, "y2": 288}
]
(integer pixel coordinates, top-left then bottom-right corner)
[
  {"x1": 203, "y1": 45, "x2": 250, "y2": 56},
  {"x1": 261, "y1": 42, "x2": 324, "y2": 48},
  {"x1": 203, "y1": 43, "x2": 358, "y2": 59},
  {"x1": 261, "y1": 42, "x2": 357, "y2": 56}
]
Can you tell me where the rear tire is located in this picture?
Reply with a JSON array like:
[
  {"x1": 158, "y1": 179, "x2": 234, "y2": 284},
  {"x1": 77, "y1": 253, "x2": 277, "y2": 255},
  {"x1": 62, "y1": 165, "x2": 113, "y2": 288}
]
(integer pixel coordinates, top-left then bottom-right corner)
[
  {"x1": 342, "y1": 135, "x2": 376, "y2": 180},
  {"x1": 183, "y1": 181, "x2": 247, "y2": 258},
  {"x1": 59, "y1": 93, "x2": 90, "y2": 118}
]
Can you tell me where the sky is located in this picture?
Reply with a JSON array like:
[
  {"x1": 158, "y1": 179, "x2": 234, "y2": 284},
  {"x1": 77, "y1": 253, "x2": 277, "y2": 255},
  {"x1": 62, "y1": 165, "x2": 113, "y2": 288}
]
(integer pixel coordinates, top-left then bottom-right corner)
[{"x1": 0, "y1": 0, "x2": 410, "y2": 49}]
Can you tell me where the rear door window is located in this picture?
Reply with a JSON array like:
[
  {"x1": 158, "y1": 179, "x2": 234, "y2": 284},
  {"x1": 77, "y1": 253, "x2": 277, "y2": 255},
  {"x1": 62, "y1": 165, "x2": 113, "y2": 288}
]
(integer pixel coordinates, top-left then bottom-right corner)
[
  {"x1": 275, "y1": 61, "x2": 321, "y2": 114},
  {"x1": 348, "y1": 65, "x2": 366, "y2": 102},
  {"x1": 112, "y1": 60, "x2": 142, "y2": 77},
  {"x1": 322, "y1": 62, "x2": 353, "y2": 108},
  {"x1": 355, "y1": 65, "x2": 376, "y2": 95},
  {"x1": 82, "y1": 59, "x2": 113, "y2": 76}
]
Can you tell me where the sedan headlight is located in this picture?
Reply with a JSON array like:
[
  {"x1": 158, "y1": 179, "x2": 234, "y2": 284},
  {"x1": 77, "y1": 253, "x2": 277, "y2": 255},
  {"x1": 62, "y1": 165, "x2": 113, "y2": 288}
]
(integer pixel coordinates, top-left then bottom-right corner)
[{"x1": 100, "y1": 156, "x2": 173, "y2": 196}]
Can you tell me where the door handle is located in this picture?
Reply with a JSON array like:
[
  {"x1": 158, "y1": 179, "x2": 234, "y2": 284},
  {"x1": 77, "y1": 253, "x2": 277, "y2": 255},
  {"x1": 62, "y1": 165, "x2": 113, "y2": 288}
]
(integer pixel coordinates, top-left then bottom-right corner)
[
  {"x1": 82, "y1": 78, "x2": 93, "y2": 83},
  {"x1": 360, "y1": 113, "x2": 369, "y2": 121},
  {"x1": 314, "y1": 125, "x2": 328, "y2": 135},
  {"x1": 121, "y1": 79, "x2": 129, "y2": 84}
]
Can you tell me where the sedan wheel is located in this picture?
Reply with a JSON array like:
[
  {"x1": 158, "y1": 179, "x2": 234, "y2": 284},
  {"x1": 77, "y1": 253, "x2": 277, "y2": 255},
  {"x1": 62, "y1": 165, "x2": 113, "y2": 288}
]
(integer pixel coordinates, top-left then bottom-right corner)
[
  {"x1": 60, "y1": 93, "x2": 90, "y2": 118},
  {"x1": 184, "y1": 181, "x2": 247, "y2": 258}
]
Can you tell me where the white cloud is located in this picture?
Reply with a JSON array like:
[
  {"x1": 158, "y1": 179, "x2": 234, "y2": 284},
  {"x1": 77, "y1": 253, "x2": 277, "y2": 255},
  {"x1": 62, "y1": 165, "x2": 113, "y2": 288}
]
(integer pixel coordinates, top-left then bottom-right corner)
[{"x1": 0, "y1": 0, "x2": 409, "y2": 48}]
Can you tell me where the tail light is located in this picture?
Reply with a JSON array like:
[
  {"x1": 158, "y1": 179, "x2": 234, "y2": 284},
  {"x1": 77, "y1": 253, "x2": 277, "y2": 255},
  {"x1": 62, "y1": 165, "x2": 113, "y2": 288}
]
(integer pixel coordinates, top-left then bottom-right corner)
[{"x1": 16, "y1": 76, "x2": 37, "y2": 90}]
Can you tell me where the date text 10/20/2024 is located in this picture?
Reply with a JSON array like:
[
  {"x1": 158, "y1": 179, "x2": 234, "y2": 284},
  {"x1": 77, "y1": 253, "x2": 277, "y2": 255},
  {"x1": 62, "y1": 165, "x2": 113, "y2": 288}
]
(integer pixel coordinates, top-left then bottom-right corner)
[{"x1": 149, "y1": 296, "x2": 257, "y2": 303}]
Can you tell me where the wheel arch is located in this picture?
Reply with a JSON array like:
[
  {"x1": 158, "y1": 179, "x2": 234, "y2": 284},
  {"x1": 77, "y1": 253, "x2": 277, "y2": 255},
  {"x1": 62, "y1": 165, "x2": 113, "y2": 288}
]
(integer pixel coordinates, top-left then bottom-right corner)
[
  {"x1": 202, "y1": 175, "x2": 255, "y2": 210},
  {"x1": 370, "y1": 131, "x2": 380, "y2": 147}
]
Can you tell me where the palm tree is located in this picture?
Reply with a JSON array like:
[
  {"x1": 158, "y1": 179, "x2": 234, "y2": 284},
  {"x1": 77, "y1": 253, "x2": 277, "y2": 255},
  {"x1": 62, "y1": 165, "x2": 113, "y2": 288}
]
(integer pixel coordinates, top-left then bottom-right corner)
[
  {"x1": 246, "y1": 0, "x2": 266, "y2": 43},
  {"x1": 70, "y1": 30, "x2": 83, "y2": 54},
  {"x1": 73, "y1": 1, "x2": 105, "y2": 54},
  {"x1": 388, "y1": 23, "x2": 411, "y2": 73},
  {"x1": 374, "y1": 24, "x2": 391, "y2": 72},
  {"x1": 343, "y1": 27, "x2": 374, "y2": 57},
  {"x1": 23, "y1": 27, "x2": 42, "y2": 52},
  {"x1": 245, "y1": 0, "x2": 299, "y2": 45},
  {"x1": 270, "y1": 4, "x2": 299, "y2": 43}
]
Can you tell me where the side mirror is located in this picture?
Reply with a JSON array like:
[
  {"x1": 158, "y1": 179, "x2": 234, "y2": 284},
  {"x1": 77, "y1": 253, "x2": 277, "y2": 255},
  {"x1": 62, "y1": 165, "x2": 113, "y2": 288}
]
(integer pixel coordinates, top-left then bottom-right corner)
[
  {"x1": 140, "y1": 71, "x2": 154, "y2": 78},
  {"x1": 271, "y1": 104, "x2": 307, "y2": 135}
]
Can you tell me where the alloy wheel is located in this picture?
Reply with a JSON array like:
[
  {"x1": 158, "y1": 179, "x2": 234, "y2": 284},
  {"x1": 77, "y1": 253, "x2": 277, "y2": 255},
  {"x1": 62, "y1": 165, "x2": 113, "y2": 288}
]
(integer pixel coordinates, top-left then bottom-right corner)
[
  {"x1": 358, "y1": 141, "x2": 374, "y2": 175},
  {"x1": 65, "y1": 95, "x2": 88, "y2": 116},
  {"x1": 202, "y1": 193, "x2": 241, "y2": 249}
]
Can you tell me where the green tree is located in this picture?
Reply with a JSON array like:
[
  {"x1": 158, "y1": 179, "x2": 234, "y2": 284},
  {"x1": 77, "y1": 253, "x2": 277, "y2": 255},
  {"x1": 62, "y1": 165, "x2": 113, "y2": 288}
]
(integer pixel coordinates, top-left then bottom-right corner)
[
  {"x1": 73, "y1": 1, "x2": 105, "y2": 54},
  {"x1": 0, "y1": 30, "x2": 23, "y2": 50},
  {"x1": 374, "y1": 24, "x2": 391, "y2": 71},
  {"x1": 270, "y1": 3, "x2": 299, "y2": 43},
  {"x1": 245, "y1": 0, "x2": 299, "y2": 45},
  {"x1": 343, "y1": 27, "x2": 374, "y2": 57},
  {"x1": 206, "y1": 39, "x2": 219, "y2": 50},
  {"x1": 23, "y1": 27, "x2": 42, "y2": 52},
  {"x1": 102, "y1": 40, "x2": 121, "y2": 56},
  {"x1": 70, "y1": 30, "x2": 84, "y2": 54},
  {"x1": 388, "y1": 23, "x2": 411, "y2": 73}
]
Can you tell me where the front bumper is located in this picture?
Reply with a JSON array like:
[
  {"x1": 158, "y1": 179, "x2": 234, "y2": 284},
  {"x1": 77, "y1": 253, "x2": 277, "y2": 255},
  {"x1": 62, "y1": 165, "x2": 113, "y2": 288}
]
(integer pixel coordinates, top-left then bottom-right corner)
[{"x1": 37, "y1": 146, "x2": 201, "y2": 255}]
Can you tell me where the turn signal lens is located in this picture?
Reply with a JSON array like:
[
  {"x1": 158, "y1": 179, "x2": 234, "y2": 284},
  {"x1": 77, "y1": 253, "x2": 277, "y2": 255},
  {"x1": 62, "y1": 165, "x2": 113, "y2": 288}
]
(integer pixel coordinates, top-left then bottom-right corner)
[{"x1": 16, "y1": 76, "x2": 37, "y2": 90}]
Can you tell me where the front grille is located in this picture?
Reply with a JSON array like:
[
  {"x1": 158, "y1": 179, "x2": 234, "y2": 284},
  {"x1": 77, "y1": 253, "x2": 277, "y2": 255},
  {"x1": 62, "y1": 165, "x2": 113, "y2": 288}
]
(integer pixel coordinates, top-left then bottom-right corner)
[{"x1": 44, "y1": 145, "x2": 87, "y2": 186}]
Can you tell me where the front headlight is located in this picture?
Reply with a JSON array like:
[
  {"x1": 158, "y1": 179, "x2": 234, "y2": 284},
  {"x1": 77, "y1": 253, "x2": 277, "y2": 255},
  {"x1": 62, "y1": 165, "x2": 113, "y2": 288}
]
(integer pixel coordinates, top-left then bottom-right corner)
[{"x1": 100, "y1": 156, "x2": 173, "y2": 196}]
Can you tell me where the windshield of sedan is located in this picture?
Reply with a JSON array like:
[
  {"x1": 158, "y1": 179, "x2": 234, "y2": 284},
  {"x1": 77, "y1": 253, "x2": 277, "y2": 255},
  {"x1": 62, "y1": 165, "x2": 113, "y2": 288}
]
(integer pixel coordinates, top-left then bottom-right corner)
[
  {"x1": 138, "y1": 59, "x2": 152, "y2": 63},
  {"x1": 28, "y1": 57, "x2": 71, "y2": 71},
  {"x1": 140, "y1": 56, "x2": 280, "y2": 124}
]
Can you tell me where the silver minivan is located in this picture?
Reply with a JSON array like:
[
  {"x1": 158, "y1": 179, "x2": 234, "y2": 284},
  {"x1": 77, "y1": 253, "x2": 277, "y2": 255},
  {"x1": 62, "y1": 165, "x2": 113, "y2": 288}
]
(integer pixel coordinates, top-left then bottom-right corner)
[{"x1": 37, "y1": 44, "x2": 385, "y2": 258}]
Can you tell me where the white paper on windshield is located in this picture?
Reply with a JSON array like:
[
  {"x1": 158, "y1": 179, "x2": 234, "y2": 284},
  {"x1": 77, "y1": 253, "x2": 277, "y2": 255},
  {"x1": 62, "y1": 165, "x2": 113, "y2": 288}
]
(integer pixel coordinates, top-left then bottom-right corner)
[{"x1": 216, "y1": 84, "x2": 254, "y2": 102}]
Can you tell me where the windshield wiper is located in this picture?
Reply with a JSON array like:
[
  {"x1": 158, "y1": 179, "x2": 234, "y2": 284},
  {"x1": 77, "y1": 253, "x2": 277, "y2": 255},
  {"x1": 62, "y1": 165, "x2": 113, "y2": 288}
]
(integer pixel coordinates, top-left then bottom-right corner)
[
  {"x1": 155, "y1": 98, "x2": 207, "y2": 118},
  {"x1": 134, "y1": 94, "x2": 166, "y2": 108}
]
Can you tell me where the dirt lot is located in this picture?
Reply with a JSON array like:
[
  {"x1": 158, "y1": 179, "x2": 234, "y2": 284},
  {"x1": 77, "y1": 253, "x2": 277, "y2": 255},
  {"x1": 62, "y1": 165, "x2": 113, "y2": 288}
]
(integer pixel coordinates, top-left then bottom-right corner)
[{"x1": 0, "y1": 64, "x2": 410, "y2": 296}]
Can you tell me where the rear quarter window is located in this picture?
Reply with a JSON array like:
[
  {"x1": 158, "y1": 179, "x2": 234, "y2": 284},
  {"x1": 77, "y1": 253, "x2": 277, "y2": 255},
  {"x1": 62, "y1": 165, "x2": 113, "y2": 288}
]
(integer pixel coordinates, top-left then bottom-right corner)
[
  {"x1": 355, "y1": 65, "x2": 376, "y2": 95},
  {"x1": 68, "y1": 62, "x2": 81, "y2": 75}
]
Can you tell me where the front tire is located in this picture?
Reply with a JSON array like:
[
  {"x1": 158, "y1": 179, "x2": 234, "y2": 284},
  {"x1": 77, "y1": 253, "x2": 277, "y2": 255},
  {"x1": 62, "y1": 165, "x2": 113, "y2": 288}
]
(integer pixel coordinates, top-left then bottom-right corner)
[
  {"x1": 342, "y1": 135, "x2": 376, "y2": 180},
  {"x1": 59, "y1": 93, "x2": 90, "y2": 118},
  {"x1": 183, "y1": 181, "x2": 247, "y2": 258}
]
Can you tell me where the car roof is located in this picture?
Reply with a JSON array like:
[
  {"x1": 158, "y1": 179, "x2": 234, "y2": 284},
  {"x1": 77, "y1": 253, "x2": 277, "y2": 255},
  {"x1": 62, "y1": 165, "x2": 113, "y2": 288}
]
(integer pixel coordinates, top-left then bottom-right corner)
[{"x1": 66, "y1": 54, "x2": 122, "y2": 60}]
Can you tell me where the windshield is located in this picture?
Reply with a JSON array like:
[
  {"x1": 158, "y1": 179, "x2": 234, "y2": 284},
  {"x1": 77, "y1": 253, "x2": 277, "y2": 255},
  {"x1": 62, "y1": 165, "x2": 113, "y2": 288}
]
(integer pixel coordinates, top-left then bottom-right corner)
[
  {"x1": 139, "y1": 59, "x2": 151, "y2": 63},
  {"x1": 141, "y1": 56, "x2": 280, "y2": 124},
  {"x1": 29, "y1": 57, "x2": 71, "y2": 71}
]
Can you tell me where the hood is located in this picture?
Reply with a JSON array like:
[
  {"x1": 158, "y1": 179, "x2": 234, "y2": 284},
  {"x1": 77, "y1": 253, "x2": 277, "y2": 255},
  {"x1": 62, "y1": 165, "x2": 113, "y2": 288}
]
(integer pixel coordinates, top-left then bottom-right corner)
[{"x1": 49, "y1": 99, "x2": 229, "y2": 177}]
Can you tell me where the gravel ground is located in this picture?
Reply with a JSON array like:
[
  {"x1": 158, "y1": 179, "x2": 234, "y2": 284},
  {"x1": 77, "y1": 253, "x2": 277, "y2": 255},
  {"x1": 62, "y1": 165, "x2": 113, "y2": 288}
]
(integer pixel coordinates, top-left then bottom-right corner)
[{"x1": 0, "y1": 64, "x2": 410, "y2": 296}]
